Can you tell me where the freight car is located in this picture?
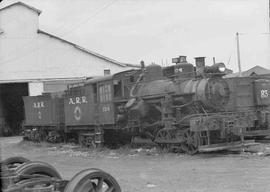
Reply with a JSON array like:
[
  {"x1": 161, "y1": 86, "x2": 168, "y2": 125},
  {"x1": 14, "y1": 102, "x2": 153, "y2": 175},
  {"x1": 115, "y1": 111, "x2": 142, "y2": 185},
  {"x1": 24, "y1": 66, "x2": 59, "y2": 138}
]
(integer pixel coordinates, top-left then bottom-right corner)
[
  {"x1": 224, "y1": 76, "x2": 270, "y2": 139},
  {"x1": 22, "y1": 56, "x2": 270, "y2": 154},
  {"x1": 22, "y1": 93, "x2": 65, "y2": 142}
]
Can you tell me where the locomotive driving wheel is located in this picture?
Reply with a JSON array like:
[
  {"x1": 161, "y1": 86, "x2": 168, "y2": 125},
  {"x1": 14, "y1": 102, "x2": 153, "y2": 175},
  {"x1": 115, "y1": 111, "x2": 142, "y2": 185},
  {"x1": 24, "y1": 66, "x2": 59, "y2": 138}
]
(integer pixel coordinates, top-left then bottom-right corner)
[
  {"x1": 155, "y1": 129, "x2": 171, "y2": 149},
  {"x1": 156, "y1": 129, "x2": 171, "y2": 142},
  {"x1": 181, "y1": 129, "x2": 199, "y2": 155},
  {"x1": 155, "y1": 129, "x2": 182, "y2": 151}
]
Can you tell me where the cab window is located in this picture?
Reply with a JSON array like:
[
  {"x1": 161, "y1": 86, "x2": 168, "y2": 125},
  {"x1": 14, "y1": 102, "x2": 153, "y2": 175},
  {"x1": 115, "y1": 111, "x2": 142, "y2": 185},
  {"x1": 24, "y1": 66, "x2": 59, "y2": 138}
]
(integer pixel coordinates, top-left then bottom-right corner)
[
  {"x1": 99, "y1": 84, "x2": 112, "y2": 102},
  {"x1": 113, "y1": 80, "x2": 122, "y2": 98}
]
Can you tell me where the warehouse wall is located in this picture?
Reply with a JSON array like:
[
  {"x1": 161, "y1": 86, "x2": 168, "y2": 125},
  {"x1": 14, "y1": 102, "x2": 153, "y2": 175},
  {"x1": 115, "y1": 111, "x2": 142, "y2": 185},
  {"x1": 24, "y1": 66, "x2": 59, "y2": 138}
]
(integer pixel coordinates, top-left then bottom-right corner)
[
  {"x1": 0, "y1": 3, "x2": 131, "y2": 82},
  {"x1": 43, "y1": 79, "x2": 85, "y2": 93},
  {"x1": 0, "y1": 5, "x2": 39, "y2": 80}
]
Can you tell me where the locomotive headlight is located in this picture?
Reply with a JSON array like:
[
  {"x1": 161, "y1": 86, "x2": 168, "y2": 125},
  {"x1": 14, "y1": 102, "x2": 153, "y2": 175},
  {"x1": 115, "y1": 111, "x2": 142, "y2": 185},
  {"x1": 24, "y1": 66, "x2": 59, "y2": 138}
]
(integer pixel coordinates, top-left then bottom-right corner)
[{"x1": 218, "y1": 66, "x2": 226, "y2": 72}]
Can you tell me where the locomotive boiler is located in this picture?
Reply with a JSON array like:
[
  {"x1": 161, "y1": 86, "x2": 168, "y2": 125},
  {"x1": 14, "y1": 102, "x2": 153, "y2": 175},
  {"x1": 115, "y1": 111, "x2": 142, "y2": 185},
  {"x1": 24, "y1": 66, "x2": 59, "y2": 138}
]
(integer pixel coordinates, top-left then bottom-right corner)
[{"x1": 129, "y1": 57, "x2": 229, "y2": 114}]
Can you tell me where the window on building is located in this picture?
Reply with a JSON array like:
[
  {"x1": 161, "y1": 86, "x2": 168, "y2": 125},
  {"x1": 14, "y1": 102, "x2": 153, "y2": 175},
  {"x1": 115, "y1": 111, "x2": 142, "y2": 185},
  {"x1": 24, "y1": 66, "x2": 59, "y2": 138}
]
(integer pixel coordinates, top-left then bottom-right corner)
[{"x1": 104, "y1": 69, "x2": 111, "y2": 76}]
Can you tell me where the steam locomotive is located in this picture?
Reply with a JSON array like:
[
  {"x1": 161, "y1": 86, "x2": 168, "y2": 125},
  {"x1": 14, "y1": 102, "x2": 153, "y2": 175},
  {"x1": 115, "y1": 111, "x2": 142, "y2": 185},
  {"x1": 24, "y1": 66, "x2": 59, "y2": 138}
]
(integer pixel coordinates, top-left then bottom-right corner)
[{"x1": 22, "y1": 56, "x2": 270, "y2": 154}]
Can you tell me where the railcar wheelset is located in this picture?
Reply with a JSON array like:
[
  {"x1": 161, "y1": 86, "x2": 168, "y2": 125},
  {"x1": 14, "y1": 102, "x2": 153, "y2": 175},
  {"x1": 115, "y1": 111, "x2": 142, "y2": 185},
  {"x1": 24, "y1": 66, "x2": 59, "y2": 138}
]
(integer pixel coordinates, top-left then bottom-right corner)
[{"x1": 1, "y1": 156, "x2": 121, "y2": 192}]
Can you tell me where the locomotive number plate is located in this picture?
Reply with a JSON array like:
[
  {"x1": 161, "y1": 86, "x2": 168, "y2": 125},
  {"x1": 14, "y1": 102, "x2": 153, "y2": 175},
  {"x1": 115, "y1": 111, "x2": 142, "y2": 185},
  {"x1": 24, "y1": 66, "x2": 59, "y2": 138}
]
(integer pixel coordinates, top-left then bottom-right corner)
[
  {"x1": 261, "y1": 89, "x2": 269, "y2": 98},
  {"x1": 102, "y1": 106, "x2": 110, "y2": 112}
]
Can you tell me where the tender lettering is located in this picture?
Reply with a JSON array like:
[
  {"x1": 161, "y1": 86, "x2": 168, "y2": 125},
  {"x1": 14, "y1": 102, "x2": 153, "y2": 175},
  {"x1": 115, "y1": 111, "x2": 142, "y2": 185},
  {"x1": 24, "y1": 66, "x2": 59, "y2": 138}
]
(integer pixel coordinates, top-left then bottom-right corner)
[
  {"x1": 82, "y1": 96, "x2": 87, "y2": 103},
  {"x1": 76, "y1": 97, "x2": 81, "y2": 104},
  {"x1": 38, "y1": 111, "x2": 42, "y2": 119},
  {"x1": 69, "y1": 96, "x2": 88, "y2": 105},
  {"x1": 33, "y1": 101, "x2": 45, "y2": 108},
  {"x1": 69, "y1": 98, "x2": 75, "y2": 105}
]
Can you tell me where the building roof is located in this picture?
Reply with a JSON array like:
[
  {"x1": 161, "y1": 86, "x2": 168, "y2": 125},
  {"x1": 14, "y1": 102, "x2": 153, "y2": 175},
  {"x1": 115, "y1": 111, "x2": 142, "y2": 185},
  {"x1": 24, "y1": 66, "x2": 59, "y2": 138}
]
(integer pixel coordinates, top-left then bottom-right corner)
[
  {"x1": 0, "y1": 1, "x2": 42, "y2": 15},
  {"x1": 225, "y1": 65, "x2": 270, "y2": 78},
  {"x1": 37, "y1": 29, "x2": 129, "y2": 67},
  {"x1": 0, "y1": 76, "x2": 88, "y2": 84}
]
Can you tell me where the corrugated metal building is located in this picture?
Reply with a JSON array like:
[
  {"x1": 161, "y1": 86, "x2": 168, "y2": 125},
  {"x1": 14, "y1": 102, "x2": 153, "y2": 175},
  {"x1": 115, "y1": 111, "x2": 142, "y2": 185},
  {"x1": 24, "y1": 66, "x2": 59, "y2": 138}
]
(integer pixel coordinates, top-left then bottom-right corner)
[
  {"x1": 225, "y1": 66, "x2": 270, "y2": 78},
  {"x1": 0, "y1": 2, "x2": 138, "y2": 135}
]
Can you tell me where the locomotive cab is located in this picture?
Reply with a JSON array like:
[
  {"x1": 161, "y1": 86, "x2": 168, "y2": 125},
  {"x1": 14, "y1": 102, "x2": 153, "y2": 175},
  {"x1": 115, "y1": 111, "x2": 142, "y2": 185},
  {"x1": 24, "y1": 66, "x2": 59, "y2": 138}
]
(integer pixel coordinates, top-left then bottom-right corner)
[{"x1": 163, "y1": 56, "x2": 195, "y2": 79}]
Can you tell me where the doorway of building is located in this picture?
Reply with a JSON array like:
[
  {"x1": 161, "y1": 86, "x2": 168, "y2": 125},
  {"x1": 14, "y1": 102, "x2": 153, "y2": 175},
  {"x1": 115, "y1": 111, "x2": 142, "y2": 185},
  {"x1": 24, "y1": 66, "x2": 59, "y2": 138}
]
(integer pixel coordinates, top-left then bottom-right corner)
[{"x1": 0, "y1": 83, "x2": 29, "y2": 136}]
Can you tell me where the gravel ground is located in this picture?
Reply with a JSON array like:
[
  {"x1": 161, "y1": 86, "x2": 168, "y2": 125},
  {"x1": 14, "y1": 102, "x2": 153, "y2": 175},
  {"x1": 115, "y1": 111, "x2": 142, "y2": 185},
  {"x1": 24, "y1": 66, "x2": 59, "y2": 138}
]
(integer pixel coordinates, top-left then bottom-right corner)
[{"x1": 1, "y1": 136, "x2": 270, "y2": 192}]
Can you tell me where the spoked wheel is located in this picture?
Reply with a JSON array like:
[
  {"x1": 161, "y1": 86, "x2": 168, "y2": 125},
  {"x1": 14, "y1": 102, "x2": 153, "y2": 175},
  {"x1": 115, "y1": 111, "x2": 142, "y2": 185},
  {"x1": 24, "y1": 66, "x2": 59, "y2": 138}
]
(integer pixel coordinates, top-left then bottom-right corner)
[
  {"x1": 79, "y1": 133, "x2": 96, "y2": 148},
  {"x1": 155, "y1": 129, "x2": 170, "y2": 151},
  {"x1": 2, "y1": 156, "x2": 30, "y2": 170},
  {"x1": 64, "y1": 168, "x2": 121, "y2": 192},
  {"x1": 181, "y1": 130, "x2": 199, "y2": 155},
  {"x1": 46, "y1": 131, "x2": 61, "y2": 143},
  {"x1": 156, "y1": 129, "x2": 171, "y2": 141}
]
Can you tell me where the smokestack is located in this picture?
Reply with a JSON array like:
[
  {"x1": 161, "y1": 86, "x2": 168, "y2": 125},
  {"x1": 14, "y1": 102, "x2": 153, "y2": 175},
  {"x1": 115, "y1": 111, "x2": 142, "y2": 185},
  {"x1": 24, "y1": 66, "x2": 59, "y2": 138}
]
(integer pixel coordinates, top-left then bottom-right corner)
[
  {"x1": 194, "y1": 57, "x2": 205, "y2": 76},
  {"x1": 194, "y1": 57, "x2": 205, "y2": 68}
]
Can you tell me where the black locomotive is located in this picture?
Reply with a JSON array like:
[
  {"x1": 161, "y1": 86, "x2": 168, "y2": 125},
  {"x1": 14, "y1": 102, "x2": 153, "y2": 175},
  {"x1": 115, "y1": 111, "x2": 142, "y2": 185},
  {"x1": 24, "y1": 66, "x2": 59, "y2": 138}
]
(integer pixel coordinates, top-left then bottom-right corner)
[{"x1": 22, "y1": 56, "x2": 270, "y2": 154}]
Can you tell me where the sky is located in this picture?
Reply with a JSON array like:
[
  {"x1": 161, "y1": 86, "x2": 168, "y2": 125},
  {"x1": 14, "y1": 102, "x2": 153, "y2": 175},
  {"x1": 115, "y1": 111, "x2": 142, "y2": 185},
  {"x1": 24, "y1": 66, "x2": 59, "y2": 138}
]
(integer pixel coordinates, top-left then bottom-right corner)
[{"x1": 1, "y1": 0, "x2": 269, "y2": 72}]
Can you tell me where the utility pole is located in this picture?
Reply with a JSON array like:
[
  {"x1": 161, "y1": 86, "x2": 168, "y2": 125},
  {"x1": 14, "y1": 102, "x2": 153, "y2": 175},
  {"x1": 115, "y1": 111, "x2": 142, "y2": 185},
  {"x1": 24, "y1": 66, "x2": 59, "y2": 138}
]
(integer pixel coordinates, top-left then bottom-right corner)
[
  {"x1": 236, "y1": 32, "x2": 242, "y2": 77},
  {"x1": 269, "y1": 0, "x2": 270, "y2": 66}
]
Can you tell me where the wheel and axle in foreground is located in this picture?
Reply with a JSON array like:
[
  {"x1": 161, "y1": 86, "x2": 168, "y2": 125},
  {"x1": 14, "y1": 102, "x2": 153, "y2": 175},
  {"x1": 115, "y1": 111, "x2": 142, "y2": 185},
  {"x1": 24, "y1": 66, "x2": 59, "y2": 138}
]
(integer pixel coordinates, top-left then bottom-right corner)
[
  {"x1": 2, "y1": 156, "x2": 30, "y2": 170},
  {"x1": 64, "y1": 168, "x2": 121, "y2": 192}
]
